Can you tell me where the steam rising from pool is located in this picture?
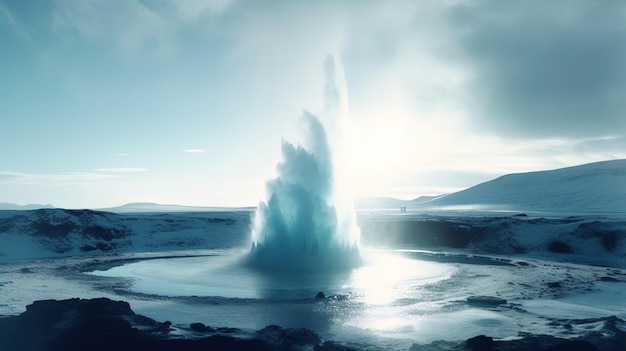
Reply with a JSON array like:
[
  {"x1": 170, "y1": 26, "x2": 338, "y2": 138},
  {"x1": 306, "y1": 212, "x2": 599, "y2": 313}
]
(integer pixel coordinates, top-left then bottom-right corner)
[{"x1": 247, "y1": 112, "x2": 361, "y2": 272}]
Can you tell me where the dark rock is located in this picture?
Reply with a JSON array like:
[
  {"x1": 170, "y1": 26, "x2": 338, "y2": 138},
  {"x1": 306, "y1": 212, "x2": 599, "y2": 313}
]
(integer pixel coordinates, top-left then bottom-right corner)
[
  {"x1": 257, "y1": 324, "x2": 322, "y2": 348},
  {"x1": 315, "y1": 291, "x2": 326, "y2": 299},
  {"x1": 315, "y1": 341, "x2": 358, "y2": 350},
  {"x1": 466, "y1": 295, "x2": 507, "y2": 307},
  {"x1": 24, "y1": 297, "x2": 136, "y2": 324},
  {"x1": 1, "y1": 298, "x2": 624, "y2": 351},
  {"x1": 283, "y1": 327, "x2": 322, "y2": 345},
  {"x1": 547, "y1": 240, "x2": 574, "y2": 253},
  {"x1": 466, "y1": 335, "x2": 495, "y2": 351},
  {"x1": 603, "y1": 316, "x2": 624, "y2": 333},
  {"x1": 190, "y1": 322, "x2": 215, "y2": 333},
  {"x1": 206, "y1": 217, "x2": 237, "y2": 225},
  {"x1": 80, "y1": 242, "x2": 120, "y2": 252},
  {"x1": 0, "y1": 298, "x2": 269, "y2": 351},
  {"x1": 599, "y1": 276, "x2": 619, "y2": 282},
  {"x1": 600, "y1": 233, "x2": 620, "y2": 251},
  {"x1": 151, "y1": 321, "x2": 172, "y2": 334},
  {"x1": 358, "y1": 219, "x2": 481, "y2": 248},
  {"x1": 133, "y1": 314, "x2": 158, "y2": 327},
  {"x1": 80, "y1": 245, "x2": 97, "y2": 252},
  {"x1": 512, "y1": 244, "x2": 528, "y2": 254},
  {"x1": 216, "y1": 327, "x2": 240, "y2": 334},
  {"x1": 30, "y1": 219, "x2": 75, "y2": 239},
  {"x1": 547, "y1": 281, "x2": 562, "y2": 289},
  {"x1": 1, "y1": 298, "x2": 150, "y2": 351},
  {"x1": 81, "y1": 225, "x2": 128, "y2": 241},
  {"x1": 546, "y1": 339, "x2": 600, "y2": 351},
  {"x1": 465, "y1": 333, "x2": 605, "y2": 351},
  {"x1": 574, "y1": 221, "x2": 625, "y2": 252}
]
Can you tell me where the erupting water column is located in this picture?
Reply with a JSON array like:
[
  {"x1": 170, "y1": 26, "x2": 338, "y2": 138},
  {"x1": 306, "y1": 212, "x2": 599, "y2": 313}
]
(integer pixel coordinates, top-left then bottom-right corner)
[{"x1": 247, "y1": 110, "x2": 361, "y2": 272}]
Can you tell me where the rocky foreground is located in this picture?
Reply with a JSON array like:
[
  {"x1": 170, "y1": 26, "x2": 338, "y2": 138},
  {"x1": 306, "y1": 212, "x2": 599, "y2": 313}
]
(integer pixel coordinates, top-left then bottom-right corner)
[{"x1": 0, "y1": 298, "x2": 623, "y2": 351}]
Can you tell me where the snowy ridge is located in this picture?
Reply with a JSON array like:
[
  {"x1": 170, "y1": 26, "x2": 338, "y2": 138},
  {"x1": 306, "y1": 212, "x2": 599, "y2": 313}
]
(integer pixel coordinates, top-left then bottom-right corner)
[
  {"x1": 358, "y1": 213, "x2": 626, "y2": 267},
  {"x1": 411, "y1": 159, "x2": 626, "y2": 213},
  {"x1": 97, "y1": 202, "x2": 254, "y2": 213},
  {"x1": 0, "y1": 203, "x2": 54, "y2": 210},
  {"x1": 0, "y1": 209, "x2": 252, "y2": 261}
]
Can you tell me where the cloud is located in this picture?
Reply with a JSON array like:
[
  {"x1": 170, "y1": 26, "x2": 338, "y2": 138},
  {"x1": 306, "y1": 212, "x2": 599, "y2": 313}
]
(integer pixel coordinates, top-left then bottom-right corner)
[
  {"x1": 522, "y1": 135, "x2": 626, "y2": 166},
  {"x1": 0, "y1": 2, "x2": 29, "y2": 39},
  {"x1": 185, "y1": 148, "x2": 206, "y2": 153},
  {"x1": 448, "y1": 0, "x2": 626, "y2": 139},
  {"x1": 48, "y1": 0, "x2": 239, "y2": 58},
  {"x1": 51, "y1": 0, "x2": 175, "y2": 56},
  {"x1": 0, "y1": 167, "x2": 149, "y2": 185},
  {"x1": 93, "y1": 167, "x2": 148, "y2": 173},
  {"x1": 172, "y1": 0, "x2": 236, "y2": 20},
  {"x1": 0, "y1": 171, "x2": 119, "y2": 185},
  {"x1": 323, "y1": 55, "x2": 341, "y2": 113}
]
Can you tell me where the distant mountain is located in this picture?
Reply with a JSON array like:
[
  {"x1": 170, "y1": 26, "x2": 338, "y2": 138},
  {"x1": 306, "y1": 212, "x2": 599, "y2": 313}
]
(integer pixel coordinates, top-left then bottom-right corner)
[
  {"x1": 353, "y1": 197, "x2": 409, "y2": 210},
  {"x1": 0, "y1": 203, "x2": 54, "y2": 210},
  {"x1": 410, "y1": 195, "x2": 444, "y2": 205},
  {"x1": 97, "y1": 202, "x2": 254, "y2": 213},
  {"x1": 353, "y1": 195, "x2": 452, "y2": 210},
  {"x1": 409, "y1": 159, "x2": 626, "y2": 213}
]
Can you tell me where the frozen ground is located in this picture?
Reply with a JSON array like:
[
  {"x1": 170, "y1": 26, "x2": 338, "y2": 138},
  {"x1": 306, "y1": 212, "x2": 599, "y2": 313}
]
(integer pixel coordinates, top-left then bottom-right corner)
[{"x1": 1, "y1": 210, "x2": 625, "y2": 350}]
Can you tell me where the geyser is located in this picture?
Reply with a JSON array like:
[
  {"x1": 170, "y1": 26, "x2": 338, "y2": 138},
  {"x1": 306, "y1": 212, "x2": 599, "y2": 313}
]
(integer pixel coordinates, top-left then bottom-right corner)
[{"x1": 247, "y1": 111, "x2": 360, "y2": 272}]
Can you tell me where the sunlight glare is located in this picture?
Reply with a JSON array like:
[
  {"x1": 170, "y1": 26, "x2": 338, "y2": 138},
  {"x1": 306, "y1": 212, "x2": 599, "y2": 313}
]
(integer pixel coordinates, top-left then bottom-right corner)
[{"x1": 348, "y1": 251, "x2": 454, "y2": 305}]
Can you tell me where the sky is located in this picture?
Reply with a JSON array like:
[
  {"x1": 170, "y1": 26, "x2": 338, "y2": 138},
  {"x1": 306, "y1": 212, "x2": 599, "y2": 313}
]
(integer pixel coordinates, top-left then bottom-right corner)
[{"x1": 2, "y1": 0, "x2": 626, "y2": 209}]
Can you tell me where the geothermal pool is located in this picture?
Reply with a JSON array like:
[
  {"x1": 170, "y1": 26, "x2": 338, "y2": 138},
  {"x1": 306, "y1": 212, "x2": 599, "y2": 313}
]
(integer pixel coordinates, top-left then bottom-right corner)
[
  {"x1": 76, "y1": 248, "x2": 626, "y2": 348},
  {"x1": 88, "y1": 250, "x2": 453, "y2": 301}
]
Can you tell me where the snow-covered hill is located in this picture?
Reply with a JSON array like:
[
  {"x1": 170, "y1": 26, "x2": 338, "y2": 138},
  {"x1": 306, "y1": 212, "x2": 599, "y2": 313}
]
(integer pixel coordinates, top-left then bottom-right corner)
[
  {"x1": 410, "y1": 159, "x2": 626, "y2": 213},
  {"x1": 359, "y1": 213, "x2": 626, "y2": 267},
  {"x1": 0, "y1": 209, "x2": 252, "y2": 261},
  {"x1": 97, "y1": 202, "x2": 254, "y2": 213},
  {"x1": 353, "y1": 197, "x2": 408, "y2": 210},
  {"x1": 0, "y1": 203, "x2": 54, "y2": 210}
]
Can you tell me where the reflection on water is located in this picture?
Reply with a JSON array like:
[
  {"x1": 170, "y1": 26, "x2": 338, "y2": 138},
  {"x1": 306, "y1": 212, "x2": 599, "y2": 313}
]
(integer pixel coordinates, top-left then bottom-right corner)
[{"x1": 351, "y1": 252, "x2": 453, "y2": 305}]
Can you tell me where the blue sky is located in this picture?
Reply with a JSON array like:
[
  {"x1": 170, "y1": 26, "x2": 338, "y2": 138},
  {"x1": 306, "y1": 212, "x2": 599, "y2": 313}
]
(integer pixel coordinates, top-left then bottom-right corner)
[{"x1": 2, "y1": 0, "x2": 626, "y2": 208}]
